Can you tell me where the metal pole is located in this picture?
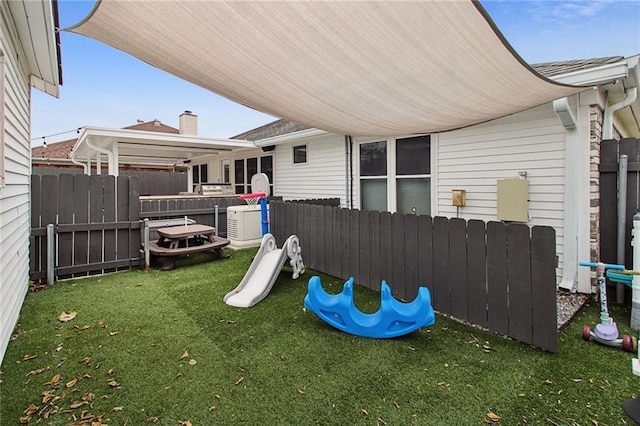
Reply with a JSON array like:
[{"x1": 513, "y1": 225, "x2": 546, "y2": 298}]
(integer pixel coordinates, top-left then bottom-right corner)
[
  {"x1": 144, "y1": 218, "x2": 150, "y2": 271},
  {"x1": 46, "y1": 224, "x2": 55, "y2": 285},
  {"x1": 617, "y1": 154, "x2": 628, "y2": 303}
]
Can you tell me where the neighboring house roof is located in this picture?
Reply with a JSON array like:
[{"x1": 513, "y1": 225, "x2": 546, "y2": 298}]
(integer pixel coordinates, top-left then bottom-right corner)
[
  {"x1": 236, "y1": 56, "x2": 635, "y2": 142},
  {"x1": 32, "y1": 120, "x2": 179, "y2": 161},
  {"x1": 232, "y1": 119, "x2": 311, "y2": 142},
  {"x1": 32, "y1": 138, "x2": 76, "y2": 160},
  {"x1": 531, "y1": 56, "x2": 624, "y2": 78}
]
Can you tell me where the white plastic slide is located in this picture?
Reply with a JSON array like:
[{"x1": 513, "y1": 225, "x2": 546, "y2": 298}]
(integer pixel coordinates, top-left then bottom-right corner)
[{"x1": 223, "y1": 234, "x2": 304, "y2": 308}]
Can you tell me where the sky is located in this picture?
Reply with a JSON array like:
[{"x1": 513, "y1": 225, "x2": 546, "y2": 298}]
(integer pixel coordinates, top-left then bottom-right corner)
[{"x1": 31, "y1": 0, "x2": 640, "y2": 146}]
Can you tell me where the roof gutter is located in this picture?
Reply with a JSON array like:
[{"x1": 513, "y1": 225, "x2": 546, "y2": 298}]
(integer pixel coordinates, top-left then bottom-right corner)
[
  {"x1": 603, "y1": 64, "x2": 639, "y2": 140},
  {"x1": 253, "y1": 128, "x2": 328, "y2": 147}
]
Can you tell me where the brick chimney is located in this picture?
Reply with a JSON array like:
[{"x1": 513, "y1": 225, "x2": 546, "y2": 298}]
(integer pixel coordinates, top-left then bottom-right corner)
[{"x1": 179, "y1": 111, "x2": 198, "y2": 135}]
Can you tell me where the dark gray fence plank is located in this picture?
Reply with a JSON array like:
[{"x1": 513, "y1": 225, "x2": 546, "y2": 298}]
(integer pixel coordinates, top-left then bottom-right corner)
[
  {"x1": 449, "y1": 217, "x2": 468, "y2": 321},
  {"x1": 103, "y1": 176, "x2": 117, "y2": 272},
  {"x1": 391, "y1": 213, "x2": 406, "y2": 299},
  {"x1": 487, "y1": 221, "x2": 508, "y2": 336},
  {"x1": 57, "y1": 174, "x2": 75, "y2": 278},
  {"x1": 379, "y1": 212, "x2": 392, "y2": 293},
  {"x1": 404, "y1": 214, "x2": 419, "y2": 300},
  {"x1": 128, "y1": 176, "x2": 140, "y2": 264},
  {"x1": 467, "y1": 219, "x2": 487, "y2": 328},
  {"x1": 89, "y1": 177, "x2": 104, "y2": 268},
  {"x1": 330, "y1": 207, "x2": 342, "y2": 279},
  {"x1": 417, "y1": 215, "x2": 434, "y2": 294},
  {"x1": 432, "y1": 216, "x2": 450, "y2": 313},
  {"x1": 41, "y1": 175, "x2": 58, "y2": 279},
  {"x1": 531, "y1": 226, "x2": 558, "y2": 352},
  {"x1": 323, "y1": 206, "x2": 333, "y2": 277},
  {"x1": 304, "y1": 204, "x2": 314, "y2": 269},
  {"x1": 507, "y1": 224, "x2": 533, "y2": 345},
  {"x1": 358, "y1": 209, "x2": 370, "y2": 288},
  {"x1": 368, "y1": 210, "x2": 381, "y2": 290},
  {"x1": 117, "y1": 177, "x2": 131, "y2": 266},
  {"x1": 340, "y1": 208, "x2": 350, "y2": 280},
  {"x1": 349, "y1": 208, "x2": 360, "y2": 285},
  {"x1": 315, "y1": 205, "x2": 325, "y2": 273},
  {"x1": 30, "y1": 175, "x2": 42, "y2": 278},
  {"x1": 73, "y1": 175, "x2": 90, "y2": 270}
]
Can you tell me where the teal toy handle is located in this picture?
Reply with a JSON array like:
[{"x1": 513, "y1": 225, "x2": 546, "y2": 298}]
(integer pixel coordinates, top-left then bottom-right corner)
[{"x1": 579, "y1": 261, "x2": 625, "y2": 271}]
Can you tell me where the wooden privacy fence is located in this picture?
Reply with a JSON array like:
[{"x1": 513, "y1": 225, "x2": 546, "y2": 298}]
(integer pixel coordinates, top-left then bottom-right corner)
[
  {"x1": 600, "y1": 138, "x2": 640, "y2": 268},
  {"x1": 33, "y1": 167, "x2": 188, "y2": 196},
  {"x1": 30, "y1": 174, "x2": 280, "y2": 279},
  {"x1": 30, "y1": 174, "x2": 141, "y2": 281},
  {"x1": 271, "y1": 200, "x2": 558, "y2": 352}
]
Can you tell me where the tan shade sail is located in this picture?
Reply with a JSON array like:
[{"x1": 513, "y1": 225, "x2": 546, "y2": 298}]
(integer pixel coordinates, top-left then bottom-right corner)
[{"x1": 69, "y1": 0, "x2": 584, "y2": 137}]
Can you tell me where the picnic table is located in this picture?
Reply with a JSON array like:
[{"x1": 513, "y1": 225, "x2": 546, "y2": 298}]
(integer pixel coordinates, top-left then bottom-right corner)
[{"x1": 148, "y1": 224, "x2": 230, "y2": 270}]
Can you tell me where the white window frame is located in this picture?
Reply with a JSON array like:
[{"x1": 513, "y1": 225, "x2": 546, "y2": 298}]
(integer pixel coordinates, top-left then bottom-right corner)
[
  {"x1": 293, "y1": 144, "x2": 307, "y2": 164},
  {"x1": 357, "y1": 135, "x2": 434, "y2": 214},
  {"x1": 233, "y1": 154, "x2": 274, "y2": 195}
]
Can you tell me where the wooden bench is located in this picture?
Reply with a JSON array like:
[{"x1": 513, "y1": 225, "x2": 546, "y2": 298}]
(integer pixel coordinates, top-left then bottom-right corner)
[{"x1": 148, "y1": 224, "x2": 230, "y2": 270}]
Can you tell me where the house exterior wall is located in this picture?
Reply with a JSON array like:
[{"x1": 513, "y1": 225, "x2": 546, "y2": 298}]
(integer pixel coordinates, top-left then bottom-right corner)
[
  {"x1": 0, "y1": 2, "x2": 34, "y2": 361},
  {"x1": 272, "y1": 133, "x2": 347, "y2": 204},
  {"x1": 435, "y1": 104, "x2": 568, "y2": 276}
]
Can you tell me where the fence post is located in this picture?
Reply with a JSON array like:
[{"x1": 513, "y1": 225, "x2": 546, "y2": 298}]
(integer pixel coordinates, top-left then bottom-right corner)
[
  {"x1": 214, "y1": 205, "x2": 219, "y2": 236},
  {"x1": 143, "y1": 218, "x2": 150, "y2": 271},
  {"x1": 47, "y1": 224, "x2": 55, "y2": 285}
]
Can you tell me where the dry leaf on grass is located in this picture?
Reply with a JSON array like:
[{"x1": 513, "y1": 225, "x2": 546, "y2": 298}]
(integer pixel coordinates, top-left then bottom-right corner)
[
  {"x1": 66, "y1": 377, "x2": 79, "y2": 388},
  {"x1": 235, "y1": 377, "x2": 244, "y2": 385},
  {"x1": 23, "y1": 404, "x2": 39, "y2": 415},
  {"x1": 106, "y1": 379, "x2": 119, "y2": 387},
  {"x1": 46, "y1": 373, "x2": 62, "y2": 386},
  {"x1": 180, "y1": 421, "x2": 192, "y2": 426},
  {"x1": 22, "y1": 354, "x2": 37, "y2": 361},
  {"x1": 109, "y1": 331, "x2": 120, "y2": 336},
  {"x1": 26, "y1": 366, "x2": 51, "y2": 377},
  {"x1": 58, "y1": 311, "x2": 77, "y2": 322},
  {"x1": 487, "y1": 411, "x2": 501, "y2": 422},
  {"x1": 112, "y1": 406, "x2": 124, "y2": 412},
  {"x1": 180, "y1": 351, "x2": 189, "y2": 360},
  {"x1": 146, "y1": 416, "x2": 159, "y2": 423},
  {"x1": 188, "y1": 359, "x2": 197, "y2": 366}
]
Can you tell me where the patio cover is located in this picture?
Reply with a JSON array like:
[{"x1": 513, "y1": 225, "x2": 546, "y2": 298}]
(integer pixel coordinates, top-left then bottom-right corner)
[
  {"x1": 69, "y1": 1, "x2": 588, "y2": 137},
  {"x1": 70, "y1": 126, "x2": 256, "y2": 176}
]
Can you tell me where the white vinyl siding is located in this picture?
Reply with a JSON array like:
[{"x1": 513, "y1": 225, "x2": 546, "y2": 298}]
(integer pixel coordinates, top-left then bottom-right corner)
[
  {"x1": 436, "y1": 104, "x2": 566, "y2": 276},
  {"x1": 0, "y1": 2, "x2": 34, "y2": 362},
  {"x1": 274, "y1": 134, "x2": 346, "y2": 204}
]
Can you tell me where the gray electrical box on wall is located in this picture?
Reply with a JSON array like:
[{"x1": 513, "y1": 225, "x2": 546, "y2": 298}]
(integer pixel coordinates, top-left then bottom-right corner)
[{"x1": 497, "y1": 178, "x2": 528, "y2": 222}]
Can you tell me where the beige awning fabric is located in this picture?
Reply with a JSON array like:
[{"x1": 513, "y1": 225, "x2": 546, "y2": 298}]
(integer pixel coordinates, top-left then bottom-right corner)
[{"x1": 69, "y1": 0, "x2": 584, "y2": 137}]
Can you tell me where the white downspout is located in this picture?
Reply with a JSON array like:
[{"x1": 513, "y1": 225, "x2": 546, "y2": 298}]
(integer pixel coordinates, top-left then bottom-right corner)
[
  {"x1": 70, "y1": 156, "x2": 89, "y2": 174},
  {"x1": 554, "y1": 98, "x2": 579, "y2": 291},
  {"x1": 603, "y1": 65, "x2": 639, "y2": 140}
]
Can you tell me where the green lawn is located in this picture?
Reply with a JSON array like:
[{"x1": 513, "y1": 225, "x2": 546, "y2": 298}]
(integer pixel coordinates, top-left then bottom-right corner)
[{"x1": 1, "y1": 249, "x2": 639, "y2": 425}]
